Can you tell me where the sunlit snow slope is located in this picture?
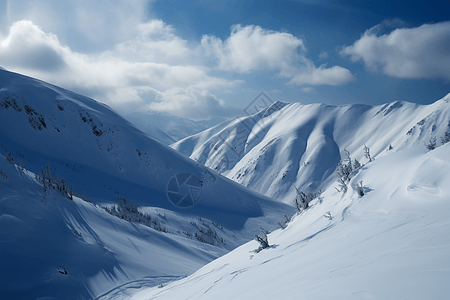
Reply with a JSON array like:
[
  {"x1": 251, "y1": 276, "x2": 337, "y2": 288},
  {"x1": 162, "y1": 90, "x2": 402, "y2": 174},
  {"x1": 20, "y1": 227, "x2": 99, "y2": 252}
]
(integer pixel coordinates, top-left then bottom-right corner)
[
  {"x1": 0, "y1": 69, "x2": 292, "y2": 299},
  {"x1": 125, "y1": 142, "x2": 450, "y2": 300},
  {"x1": 172, "y1": 97, "x2": 450, "y2": 204}
]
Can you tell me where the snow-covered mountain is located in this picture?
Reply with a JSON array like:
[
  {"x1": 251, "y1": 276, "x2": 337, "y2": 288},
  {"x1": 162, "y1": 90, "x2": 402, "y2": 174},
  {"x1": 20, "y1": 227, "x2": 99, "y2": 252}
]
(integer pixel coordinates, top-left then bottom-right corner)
[
  {"x1": 105, "y1": 140, "x2": 450, "y2": 300},
  {"x1": 171, "y1": 96, "x2": 450, "y2": 204},
  {"x1": 124, "y1": 111, "x2": 226, "y2": 143},
  {"x1": 0, "y1": 69, "x2": 292, "y2": 299}
]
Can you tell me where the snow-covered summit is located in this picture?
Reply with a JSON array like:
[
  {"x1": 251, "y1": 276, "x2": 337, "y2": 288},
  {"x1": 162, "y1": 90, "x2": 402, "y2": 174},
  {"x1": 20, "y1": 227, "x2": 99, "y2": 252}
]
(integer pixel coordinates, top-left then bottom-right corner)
[{"x1": 172, "y1": 95, "x2": 450, "y2": 203}]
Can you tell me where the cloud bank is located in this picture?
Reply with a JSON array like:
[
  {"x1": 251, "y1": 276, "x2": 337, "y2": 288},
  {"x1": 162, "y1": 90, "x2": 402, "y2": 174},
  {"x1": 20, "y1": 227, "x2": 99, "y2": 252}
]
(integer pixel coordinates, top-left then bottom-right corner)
[
  {"x1": 0, "y1": 18, "x2": 354, "y2": 119},
  {"x1": 0, "y1": 20, "x2": 238, "y2": 118},
  {"x1": 341, "y1": 21, "x2": 450, "y2": 80},
  {"x1": 202, "y1": 24, "x2": 355, "y2": 86}
]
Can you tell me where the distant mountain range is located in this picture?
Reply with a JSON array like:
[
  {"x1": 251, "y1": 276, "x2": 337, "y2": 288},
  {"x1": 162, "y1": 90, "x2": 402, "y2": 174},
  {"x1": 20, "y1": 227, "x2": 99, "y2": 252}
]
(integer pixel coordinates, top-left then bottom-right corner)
[
  {"x1": 124, "y1": 111, "x2": 226, "y2": 144},
  {"x1": 172, "y1": 95, "x2": 450, "y2": 203}
]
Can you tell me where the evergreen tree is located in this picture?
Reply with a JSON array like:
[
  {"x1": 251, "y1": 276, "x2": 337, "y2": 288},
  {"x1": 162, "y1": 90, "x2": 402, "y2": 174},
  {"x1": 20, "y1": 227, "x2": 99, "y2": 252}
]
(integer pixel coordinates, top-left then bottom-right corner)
[{"x1": 425, "y1": 137, "x2": 437, "y2": 151}]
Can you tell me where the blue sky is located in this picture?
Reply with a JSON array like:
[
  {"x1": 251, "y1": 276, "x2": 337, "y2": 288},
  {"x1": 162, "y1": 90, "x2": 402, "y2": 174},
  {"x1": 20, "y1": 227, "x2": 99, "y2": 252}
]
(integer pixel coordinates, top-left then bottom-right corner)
[{"x1": 0, "y1": 0, "x2": 449, "y2": 119}]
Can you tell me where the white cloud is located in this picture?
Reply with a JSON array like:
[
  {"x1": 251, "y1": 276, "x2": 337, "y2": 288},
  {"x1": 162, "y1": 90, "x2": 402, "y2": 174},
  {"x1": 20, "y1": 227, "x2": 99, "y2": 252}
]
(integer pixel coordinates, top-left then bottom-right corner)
[
  {"x1": 201, "y1": 24, "x2": 305, "y2": 73},
  {"x1": 0, "y1": 17, "x2": 355, "y2": 119},
  {"x1": 289, "y1": 65, "x2": 355, "y2": 86},
  {"x1": 110, "y1": 20, "x2": 193, "y2": 64},
  {"x1": 202, "y1": 24, "x2": 354, "y2": 86},
  {"x1": 3, "y1": 0, "x2": 150, "y2": 52},
  {"x1": 0, "y1": 20, "x2": 67, "y2": 72},
  {"x1": 0, "y1": 20, "x2": 240, "y2": 117},
  {"x1": 341, "y1": 21, "x2": 450, "y2": 80}
]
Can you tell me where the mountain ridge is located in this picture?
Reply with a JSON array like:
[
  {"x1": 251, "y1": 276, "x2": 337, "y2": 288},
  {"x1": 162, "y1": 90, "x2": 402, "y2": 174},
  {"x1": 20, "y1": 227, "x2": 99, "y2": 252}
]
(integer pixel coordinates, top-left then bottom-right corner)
[
  {"x1": 171, "y1": 94, "x2": 450, "y2": 203},
  {"x1": 0, "y1": 68, "x2": 292, "y2": 299}
]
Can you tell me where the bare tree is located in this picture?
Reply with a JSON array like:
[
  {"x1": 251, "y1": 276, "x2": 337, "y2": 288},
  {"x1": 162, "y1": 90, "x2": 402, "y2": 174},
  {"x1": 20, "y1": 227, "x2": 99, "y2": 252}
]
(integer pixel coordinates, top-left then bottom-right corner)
[
  {"x1": 254, "y1": 231, "x2": 269, "y2": 253},
  {"x1": 294, "y1": 186, "x2": 320, "y2": 213},
  {"x1": 364, "y1": 144, "x2": 372, "y2": 162}
]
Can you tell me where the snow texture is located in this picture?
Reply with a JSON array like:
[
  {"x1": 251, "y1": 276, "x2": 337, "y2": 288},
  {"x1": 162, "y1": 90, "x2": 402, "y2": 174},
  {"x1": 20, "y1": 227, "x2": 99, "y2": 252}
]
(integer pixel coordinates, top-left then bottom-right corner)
[
  {"x1": 0, "y1": 69, "x2": 292, "y2": 299},
  {"x1": 172, "y1": 96, "x2": 450, "y2": 204},
  {"x1": 116, "y1": 143, "x2": 450, "y2": 300}
]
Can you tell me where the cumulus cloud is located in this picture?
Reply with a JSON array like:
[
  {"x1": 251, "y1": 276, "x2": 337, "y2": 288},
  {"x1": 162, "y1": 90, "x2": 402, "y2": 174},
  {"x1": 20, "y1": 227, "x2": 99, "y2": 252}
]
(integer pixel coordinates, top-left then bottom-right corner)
[
  {"x1": 202, "y1": 24, "x2": 354, "y2": 86},
  {"x1": 341, "y1": 21, "x2": 450, "y2": 80},
  {"x1": 0, "y1": 20, "x2": 67, "y2": 72},
  {"x1": 0, "y1": 20, "x2": 240, "y2": 117},
  {"x1": 110, "y1": 20, "x2": 193, "y2": 64},
  {"x1": 3, "y1": 0, "x2": 149, "y2": 52},
  {"x1": 201, "y1": 24, "x2": 305, "y2": 73},
  {"x1": 0, "y1": 16, "x2": 354, "y2": 119}
]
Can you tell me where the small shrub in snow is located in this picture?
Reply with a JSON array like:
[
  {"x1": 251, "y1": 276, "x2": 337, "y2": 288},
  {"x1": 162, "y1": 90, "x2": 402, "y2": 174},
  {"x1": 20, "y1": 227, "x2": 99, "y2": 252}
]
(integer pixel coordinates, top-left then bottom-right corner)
[
  {"x1": 36, "y1": 163, "x2": 73, "y2": 199},
  {"x1": 336, "y1": 149, "x2": 365, "y2": 193},
  {"x1": 103, "y1": 197, "x2": 168, "y2": 233},
  {"x1": 441, "y1": 132, "x2": 450, "y2": 145},
  {"x1": 294, "y1": 187, "x2": 321, "y2": 213},
  {"x1": 353, "y1": 180, "x2": 365, "y2": 197},
  {"x1": 254, "y1": 231, "x2": 269, "y2": 253},
  {"x1": 353, "y1": 158, "x2": 361, "y2": 170},
  {"x1": 5, "y1": 151, "x2": 14, "y2": 164},
  {"x1": 276, "y1": 214, "x2": 292, "y2": 229},
  {"x1": 364, "y1": 144, "x2": 373, "y2": 162},
  {"x1": 57, "y1": 264, "x2": 68, "y2": 275},
  {"x1": 190, "y1": 218, "x2": 225, "y2": 246},
  {"x1": 425, "y1": 137, "x2": 437, "y2": 151},
  {"x1": 336, "y1": 150, "x2": 353, "y2": 193}
]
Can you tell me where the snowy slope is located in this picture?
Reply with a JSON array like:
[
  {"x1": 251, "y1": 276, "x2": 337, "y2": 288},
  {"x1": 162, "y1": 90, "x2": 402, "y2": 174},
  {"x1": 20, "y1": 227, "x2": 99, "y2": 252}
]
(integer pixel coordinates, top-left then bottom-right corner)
[
  {"x1": 0, "y1": 159, "x2": 219, "y2": 299},
  {"x1": 0, "y1": 69, "x2": 292, "y2": 299},
  {"x1": 125, "y1": 111, "x2": 226, "y2": 143},
  {"x1": 117, "y1": 143, "x2": 450, "y2": 300},
  {"x1": 171, "y1": 97, "x2": 450, "y2": 204}
]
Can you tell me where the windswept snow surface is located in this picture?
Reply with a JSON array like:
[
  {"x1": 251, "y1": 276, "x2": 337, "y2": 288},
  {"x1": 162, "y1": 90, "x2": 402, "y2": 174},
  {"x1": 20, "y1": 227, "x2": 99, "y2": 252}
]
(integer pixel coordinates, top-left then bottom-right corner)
[
  {"x1": 172, "y1": 96, "x2": 450, "y2": 203},
  {"x1": 0, "y1": 69, "x2": 292, "y2": 299},
  {"x1": 120, "y1": 143, "x2": 450, "y2": 300}
]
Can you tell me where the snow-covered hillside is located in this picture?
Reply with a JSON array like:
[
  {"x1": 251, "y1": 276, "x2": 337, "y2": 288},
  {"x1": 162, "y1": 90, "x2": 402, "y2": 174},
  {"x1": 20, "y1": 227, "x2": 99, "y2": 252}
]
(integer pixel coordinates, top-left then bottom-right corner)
[
  {"x1": 112, "y1": 142, "x2": 450, "y2": 300},
  {"x1": 171, "y1": 97, "x2": 450, "y2": 204},
  {"x1": 0, "y1": 69, "x2": 292, "y2": 299}
]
